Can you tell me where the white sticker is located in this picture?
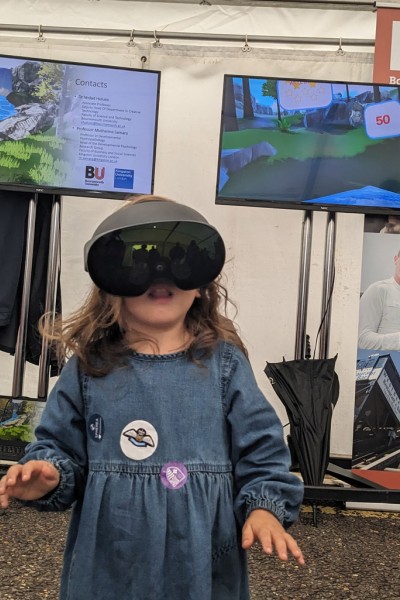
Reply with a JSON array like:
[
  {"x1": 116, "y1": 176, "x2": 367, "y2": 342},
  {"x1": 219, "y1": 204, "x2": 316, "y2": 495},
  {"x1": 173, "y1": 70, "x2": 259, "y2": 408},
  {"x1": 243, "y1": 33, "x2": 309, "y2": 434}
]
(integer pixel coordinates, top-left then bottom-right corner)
[
  {"x1": 120, "y1": 420, "x2": 158, "y2": 460},
  {"x1": 364, "y1": 100, "x2": 400, "y2": 140}
]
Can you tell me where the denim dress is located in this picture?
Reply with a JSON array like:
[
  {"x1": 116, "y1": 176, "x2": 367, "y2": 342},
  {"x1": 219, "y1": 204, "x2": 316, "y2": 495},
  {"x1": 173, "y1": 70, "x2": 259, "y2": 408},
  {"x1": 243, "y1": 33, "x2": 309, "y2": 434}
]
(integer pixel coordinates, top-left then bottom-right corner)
[{"x1": 22, "y1": 341, "x2": 303, "y2": 600}]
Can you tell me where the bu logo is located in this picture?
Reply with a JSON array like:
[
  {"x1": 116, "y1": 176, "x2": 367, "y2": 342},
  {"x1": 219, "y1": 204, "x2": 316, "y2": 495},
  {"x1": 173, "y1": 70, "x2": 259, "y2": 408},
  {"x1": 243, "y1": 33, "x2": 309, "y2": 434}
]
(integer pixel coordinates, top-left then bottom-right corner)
[{"x1": 85, "y1": 166, "x2": 105, "y2": 180}]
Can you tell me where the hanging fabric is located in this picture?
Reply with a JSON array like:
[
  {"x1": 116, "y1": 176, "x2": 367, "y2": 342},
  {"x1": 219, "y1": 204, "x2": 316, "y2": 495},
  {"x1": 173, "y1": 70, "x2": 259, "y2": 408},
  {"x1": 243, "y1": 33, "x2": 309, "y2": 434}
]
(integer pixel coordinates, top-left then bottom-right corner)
[{"x1": 0, "y1": 191, "x2": 61, "y2": 376}]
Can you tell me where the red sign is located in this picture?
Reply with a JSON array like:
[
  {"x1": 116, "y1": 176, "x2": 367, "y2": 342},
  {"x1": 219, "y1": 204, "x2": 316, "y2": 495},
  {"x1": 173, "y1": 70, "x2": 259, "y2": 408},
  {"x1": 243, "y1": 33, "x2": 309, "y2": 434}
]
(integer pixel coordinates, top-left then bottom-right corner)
[{"x1": 373, "y1": 8, "x2": 400, "y2": 84}]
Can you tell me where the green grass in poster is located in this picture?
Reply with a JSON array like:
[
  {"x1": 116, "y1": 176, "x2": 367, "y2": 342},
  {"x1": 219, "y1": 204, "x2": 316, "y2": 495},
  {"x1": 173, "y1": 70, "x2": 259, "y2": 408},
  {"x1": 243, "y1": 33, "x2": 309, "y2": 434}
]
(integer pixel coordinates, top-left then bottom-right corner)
[
  {"x1": 0, "y1": 398, "x2": 39, "y2": 443},
  {"x1": 0, "y1": 128, "x2": 69, "y2": 186}
]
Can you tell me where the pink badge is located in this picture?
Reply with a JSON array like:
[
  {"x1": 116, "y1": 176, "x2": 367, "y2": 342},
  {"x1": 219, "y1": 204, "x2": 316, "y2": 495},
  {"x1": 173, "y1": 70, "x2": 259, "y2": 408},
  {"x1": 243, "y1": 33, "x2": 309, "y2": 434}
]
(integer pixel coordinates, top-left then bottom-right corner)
[{"x1": 160, "y1": 462, "x2": 188, "y2": 490}]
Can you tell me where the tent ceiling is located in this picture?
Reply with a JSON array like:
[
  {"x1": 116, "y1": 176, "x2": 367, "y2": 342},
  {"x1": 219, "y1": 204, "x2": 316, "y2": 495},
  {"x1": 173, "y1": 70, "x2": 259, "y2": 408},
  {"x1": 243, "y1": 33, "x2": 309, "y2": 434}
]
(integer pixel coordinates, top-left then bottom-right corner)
[
  {"x1": 113, "y1": 0, "x2": 376, "y2": 10},
  {"x1": 0, "y1": 0, "x2": 378, "y2": 47}
]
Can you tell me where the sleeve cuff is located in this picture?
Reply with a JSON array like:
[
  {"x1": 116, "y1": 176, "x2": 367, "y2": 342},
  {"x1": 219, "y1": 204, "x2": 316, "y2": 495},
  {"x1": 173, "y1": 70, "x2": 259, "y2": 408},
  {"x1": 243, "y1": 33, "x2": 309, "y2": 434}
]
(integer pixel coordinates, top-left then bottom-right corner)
[
  {"x1": 243, "y1": 498, "x2": 287, "y2": 525},
  {"x1": 24, "y1": 458, "x2": 77, "y2": 512}
]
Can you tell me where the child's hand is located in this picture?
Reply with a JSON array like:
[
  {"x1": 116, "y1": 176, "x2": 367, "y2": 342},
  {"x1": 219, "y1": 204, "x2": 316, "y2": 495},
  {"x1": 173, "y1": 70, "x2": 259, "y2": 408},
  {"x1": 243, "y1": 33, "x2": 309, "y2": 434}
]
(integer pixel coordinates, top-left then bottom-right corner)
[
  {"x1": 0, "y1": 460, "x2": 60, "y2": 508},
  {"x1": 242, "y1": 508, "x2": 305, "y2": 566}
]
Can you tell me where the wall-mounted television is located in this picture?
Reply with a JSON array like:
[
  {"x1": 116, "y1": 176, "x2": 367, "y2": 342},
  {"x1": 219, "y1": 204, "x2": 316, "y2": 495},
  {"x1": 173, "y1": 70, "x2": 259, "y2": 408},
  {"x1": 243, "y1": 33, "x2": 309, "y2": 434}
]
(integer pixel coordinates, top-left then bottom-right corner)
[
  {"x1": 216, "y1": 75, "x2": 400, "y2": 214},
  {"x1": 0, "y1": 54, "x2": 160, "y2": 198}
]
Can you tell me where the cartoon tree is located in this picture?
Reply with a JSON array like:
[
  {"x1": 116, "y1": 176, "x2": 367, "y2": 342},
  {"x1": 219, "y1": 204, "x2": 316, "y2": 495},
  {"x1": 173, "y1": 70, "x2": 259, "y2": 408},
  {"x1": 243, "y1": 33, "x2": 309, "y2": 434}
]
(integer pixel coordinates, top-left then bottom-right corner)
[
  {"x1": 16, "y1": 400, "x2": 28, "y2": 415},
  {"x1": 33, "y1": 62, "x2": 65, "y2": 104},
  {"x1": 262, "y1": 79, "x2": 281, "y2": 121},
  {"x1": 373, "y1": 85, "x2": 382, "y2": 103},
  {"x1": 0, "y1": 397, "x2": 12, "y2": 423},
  {"x1": 242, "y1": 77, "x2": 254, "y2": 119},
  {"x1": 223, "y1": 76, "x2": 238, "y2": 132}
]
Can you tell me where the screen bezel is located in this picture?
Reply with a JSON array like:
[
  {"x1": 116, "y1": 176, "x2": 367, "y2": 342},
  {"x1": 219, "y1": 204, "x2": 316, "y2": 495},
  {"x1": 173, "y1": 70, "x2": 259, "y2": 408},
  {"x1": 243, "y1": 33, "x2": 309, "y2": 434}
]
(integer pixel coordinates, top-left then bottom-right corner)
[
  {"x1": 216, "y1": 74, "x2": 400, "y2": 215},
  {"x1": 0, "y1": 53, "x2": 161, "y2": 200}
]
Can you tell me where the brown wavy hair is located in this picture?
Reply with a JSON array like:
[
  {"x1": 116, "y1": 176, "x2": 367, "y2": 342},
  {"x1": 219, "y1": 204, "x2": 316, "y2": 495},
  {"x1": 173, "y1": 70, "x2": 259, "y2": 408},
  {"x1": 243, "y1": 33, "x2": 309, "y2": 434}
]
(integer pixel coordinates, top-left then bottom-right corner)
[{"x1": 40, "y1": 195, "x2": 247, "y2": 376}]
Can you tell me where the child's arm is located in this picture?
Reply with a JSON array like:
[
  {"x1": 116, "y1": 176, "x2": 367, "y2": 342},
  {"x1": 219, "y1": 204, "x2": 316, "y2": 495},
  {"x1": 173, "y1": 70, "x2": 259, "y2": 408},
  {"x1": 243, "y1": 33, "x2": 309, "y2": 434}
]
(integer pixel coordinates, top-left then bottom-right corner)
[
  {"x1": 223, "y1": 345, "x2": 304, "y2": 544},
  {"x1": 5, "y1": 356, "x2": 88, "y2": 511},
  {"x1": 242, "y1": 509, "x2": 305, "y2": 565},
  {"x1": 0, "y1": 460, "x2": 60, "y2": 508}
]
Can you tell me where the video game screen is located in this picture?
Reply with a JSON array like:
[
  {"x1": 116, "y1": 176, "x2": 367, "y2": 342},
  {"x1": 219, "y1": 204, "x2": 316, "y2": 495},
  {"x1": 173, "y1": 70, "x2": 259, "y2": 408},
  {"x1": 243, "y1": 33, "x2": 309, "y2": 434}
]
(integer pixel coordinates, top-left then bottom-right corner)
[{"x1": 216, "y1": 75, "x2": 400, "y2": 214}]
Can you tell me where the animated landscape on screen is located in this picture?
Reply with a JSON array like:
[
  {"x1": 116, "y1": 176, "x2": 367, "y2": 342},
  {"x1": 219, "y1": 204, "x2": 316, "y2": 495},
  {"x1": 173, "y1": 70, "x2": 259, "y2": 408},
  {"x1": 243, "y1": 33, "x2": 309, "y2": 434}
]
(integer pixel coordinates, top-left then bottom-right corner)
[{"x1": 217, "y1": 77, "x2": 400, "y2": 211}]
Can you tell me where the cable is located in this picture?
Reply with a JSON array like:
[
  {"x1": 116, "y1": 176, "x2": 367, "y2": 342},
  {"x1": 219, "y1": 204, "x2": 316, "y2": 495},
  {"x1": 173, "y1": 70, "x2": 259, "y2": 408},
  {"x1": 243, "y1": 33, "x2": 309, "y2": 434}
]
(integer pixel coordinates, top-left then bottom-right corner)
[{"x1": 313, "y1": 264, "x2": 335, "y2": 359}]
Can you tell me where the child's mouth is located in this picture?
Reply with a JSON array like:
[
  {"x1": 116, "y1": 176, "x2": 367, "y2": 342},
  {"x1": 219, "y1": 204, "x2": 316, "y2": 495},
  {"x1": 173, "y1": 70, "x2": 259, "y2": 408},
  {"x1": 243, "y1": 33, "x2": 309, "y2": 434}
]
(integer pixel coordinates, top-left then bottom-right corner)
[{"x1": 148, "y1": 287, "x2": 173, "y2": 299}]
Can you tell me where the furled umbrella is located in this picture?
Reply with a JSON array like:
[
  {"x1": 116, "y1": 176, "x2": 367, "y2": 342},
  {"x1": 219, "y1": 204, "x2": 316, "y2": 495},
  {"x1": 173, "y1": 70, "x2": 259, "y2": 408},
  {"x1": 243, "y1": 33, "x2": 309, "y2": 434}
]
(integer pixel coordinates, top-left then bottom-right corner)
[{"x1": 264, "y1": 356, "x2": 340, "y2": 486}]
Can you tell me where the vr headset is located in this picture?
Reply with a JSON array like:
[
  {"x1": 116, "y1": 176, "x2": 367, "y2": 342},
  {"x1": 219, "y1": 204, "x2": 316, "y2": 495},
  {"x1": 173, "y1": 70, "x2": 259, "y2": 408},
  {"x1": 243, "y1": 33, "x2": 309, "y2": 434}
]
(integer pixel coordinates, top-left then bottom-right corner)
[{"x1": 84, "y1": 200, "x2": 226, "y2": 297}]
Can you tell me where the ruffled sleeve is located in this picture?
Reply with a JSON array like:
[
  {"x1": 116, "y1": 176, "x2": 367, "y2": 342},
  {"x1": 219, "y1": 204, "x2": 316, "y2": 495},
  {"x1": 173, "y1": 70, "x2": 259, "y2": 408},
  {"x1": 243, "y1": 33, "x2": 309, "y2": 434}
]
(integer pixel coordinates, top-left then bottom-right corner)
[
  {"x1": 221, "y1": 343, "x2": 303, "y2": 528},
  {"x1": 20, "y1": 355, "x2": 87, "y2": 511}
]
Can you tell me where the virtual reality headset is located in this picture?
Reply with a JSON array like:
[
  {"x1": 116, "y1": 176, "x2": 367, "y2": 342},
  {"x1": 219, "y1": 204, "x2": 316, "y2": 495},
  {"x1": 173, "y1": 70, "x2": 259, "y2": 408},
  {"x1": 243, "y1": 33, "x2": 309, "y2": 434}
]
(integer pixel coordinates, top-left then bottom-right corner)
[{"x1": 84, "y1": 199, "x2": 226, "y2": 297}]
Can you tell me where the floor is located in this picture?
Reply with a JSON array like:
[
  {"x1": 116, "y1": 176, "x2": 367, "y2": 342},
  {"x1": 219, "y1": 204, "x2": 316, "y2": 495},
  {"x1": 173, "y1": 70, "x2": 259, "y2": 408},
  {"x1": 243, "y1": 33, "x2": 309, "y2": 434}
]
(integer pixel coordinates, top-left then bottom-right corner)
[{"x1": 1, "y1": 501, "x2": 400, "y2": 599}]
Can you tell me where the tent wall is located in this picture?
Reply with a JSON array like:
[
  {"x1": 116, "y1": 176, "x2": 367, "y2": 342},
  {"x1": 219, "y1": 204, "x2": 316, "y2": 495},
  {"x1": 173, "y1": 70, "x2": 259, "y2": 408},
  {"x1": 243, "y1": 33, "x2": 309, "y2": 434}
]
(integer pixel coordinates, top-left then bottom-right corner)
[{"x1": 0, "y1": 0, "x2": 376, "y2": 458}]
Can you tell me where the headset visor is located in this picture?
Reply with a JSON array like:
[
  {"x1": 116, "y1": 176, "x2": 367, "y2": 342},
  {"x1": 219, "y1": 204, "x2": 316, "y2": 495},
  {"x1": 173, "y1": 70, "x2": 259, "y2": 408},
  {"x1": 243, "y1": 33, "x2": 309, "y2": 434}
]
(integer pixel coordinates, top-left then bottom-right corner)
[{"x1": 85, "y1": 219, "x2": 225, "y2": 296}]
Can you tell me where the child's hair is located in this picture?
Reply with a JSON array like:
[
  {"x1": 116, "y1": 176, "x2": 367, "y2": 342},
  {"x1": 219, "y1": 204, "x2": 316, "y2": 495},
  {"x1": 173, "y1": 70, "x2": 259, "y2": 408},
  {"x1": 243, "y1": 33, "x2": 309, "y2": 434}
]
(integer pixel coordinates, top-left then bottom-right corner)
[{"x1": 41, "y1": 195, "x2": 247, "y2": 376}]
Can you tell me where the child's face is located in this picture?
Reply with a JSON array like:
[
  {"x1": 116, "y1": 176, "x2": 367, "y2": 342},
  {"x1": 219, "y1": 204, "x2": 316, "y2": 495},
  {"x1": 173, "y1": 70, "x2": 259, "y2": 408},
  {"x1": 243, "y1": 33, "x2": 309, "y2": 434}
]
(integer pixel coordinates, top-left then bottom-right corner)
[{"x1": 122, "y1": 281, "x2": 201, "y2": 333}]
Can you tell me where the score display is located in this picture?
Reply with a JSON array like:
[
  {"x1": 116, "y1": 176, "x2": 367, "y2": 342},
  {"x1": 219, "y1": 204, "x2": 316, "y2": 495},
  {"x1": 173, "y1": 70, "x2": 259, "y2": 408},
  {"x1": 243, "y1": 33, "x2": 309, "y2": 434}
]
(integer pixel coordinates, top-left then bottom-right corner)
[{"x1": 365, "y1": 101, "x2": 400, "y2": 139}]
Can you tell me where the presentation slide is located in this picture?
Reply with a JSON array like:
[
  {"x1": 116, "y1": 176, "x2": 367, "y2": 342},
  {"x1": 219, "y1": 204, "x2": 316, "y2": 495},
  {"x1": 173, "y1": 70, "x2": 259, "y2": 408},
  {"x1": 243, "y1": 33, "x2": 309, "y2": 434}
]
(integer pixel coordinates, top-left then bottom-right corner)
[{"x1": 0, "y1": 56, "x2": 160, "y2": 196}]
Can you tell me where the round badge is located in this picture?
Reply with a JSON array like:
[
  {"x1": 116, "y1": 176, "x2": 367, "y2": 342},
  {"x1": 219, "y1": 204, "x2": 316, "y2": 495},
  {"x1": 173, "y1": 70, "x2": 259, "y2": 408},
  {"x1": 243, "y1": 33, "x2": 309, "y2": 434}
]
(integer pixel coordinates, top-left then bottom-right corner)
[
  {"x1": 160, "y1": 462, "x2": 188, "y2": 490},
  {"x1": 88, "y1": 414, "x2": 104, "y2": 442},
  {"x1": 120, "y1": 420, "x2": 158, "y2": 460}
]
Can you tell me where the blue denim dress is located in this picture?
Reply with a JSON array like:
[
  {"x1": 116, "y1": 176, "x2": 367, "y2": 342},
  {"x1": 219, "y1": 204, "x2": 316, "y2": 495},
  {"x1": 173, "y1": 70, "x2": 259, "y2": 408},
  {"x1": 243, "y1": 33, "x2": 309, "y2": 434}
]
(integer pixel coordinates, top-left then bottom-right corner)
[{"x1": 22, "y1": 341, "x2": 303, "y2": 600}]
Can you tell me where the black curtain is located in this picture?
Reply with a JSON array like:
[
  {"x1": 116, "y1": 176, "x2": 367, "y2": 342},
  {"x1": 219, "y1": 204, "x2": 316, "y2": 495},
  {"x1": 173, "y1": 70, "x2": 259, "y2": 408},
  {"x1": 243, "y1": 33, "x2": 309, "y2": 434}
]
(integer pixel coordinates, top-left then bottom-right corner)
[{"x1": 0, "y1": 190, "x2": 61, "y2": 377}]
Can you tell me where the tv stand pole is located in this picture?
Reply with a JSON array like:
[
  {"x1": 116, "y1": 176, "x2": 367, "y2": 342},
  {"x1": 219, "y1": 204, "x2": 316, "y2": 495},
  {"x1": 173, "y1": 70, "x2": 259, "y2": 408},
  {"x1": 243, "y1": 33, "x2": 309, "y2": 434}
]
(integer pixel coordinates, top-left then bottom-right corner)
[
  {"x1": 37, "y1": 194, "x2": 62, "y2": 399},
  {"x1": 295, "y1": 211, "x2": 312, "y2": 361},
  {"x1": 11, "y1": 194, "x2": 38, "y2": 399}
]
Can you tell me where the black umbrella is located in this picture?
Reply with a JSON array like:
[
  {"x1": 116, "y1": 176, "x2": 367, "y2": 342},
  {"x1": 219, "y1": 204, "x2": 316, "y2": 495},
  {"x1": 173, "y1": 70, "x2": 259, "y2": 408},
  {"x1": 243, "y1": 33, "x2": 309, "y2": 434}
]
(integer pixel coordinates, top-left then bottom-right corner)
[{"x1": 265, "y1": 356, "x2": 340, "y2": 486}]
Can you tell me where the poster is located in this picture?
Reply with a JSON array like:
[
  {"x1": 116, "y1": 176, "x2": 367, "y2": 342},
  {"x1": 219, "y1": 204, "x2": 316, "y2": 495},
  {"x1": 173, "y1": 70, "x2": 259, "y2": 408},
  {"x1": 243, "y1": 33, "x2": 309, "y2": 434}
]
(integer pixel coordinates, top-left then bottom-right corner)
[
  {"x1": 373, "y1": 8, "x2": 400, "y2": 84},
  {"x1": 353, "y1": 215, "x2": 400, "y2": 489},
  {"x1": 0, "y1": 396, "x2": 44, "y2": 462}
]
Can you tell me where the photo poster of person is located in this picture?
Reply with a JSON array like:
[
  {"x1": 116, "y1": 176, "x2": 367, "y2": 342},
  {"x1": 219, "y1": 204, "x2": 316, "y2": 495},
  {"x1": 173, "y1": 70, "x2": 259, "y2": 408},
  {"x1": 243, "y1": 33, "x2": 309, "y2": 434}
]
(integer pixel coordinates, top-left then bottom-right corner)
[{"x1": 353, "y1": 214, "x2": 400, "y2": 489}]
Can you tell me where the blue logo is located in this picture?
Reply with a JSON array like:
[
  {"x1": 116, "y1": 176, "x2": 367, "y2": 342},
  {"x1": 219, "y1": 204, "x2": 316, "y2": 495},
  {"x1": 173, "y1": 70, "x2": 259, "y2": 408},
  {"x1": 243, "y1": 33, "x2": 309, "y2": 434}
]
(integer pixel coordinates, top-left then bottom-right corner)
[
  {"x1": 114, "y1": 168, "x2": 134, "y2": 189},
  {"x1": 88, "y1": 414, "x2": 104, "y2": 442}
]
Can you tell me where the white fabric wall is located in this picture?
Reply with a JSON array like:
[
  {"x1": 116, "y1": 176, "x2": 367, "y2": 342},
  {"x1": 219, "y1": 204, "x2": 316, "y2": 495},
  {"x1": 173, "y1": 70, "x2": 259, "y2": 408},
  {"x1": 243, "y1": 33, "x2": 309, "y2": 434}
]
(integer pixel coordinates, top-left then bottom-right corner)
[{"x1": 0, "y1": 0, "x2": 376, "y2": 457}]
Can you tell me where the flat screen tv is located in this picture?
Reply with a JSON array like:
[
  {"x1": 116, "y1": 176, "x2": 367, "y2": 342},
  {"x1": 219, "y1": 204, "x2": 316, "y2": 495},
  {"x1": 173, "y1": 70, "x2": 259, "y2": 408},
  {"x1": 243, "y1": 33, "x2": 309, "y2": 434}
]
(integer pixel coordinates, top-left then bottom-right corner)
[
  {"x1": 216, "y1": 75, "x2": 400, "y2": 214},
  {"x1": 0, "y1": 54, "x2": 160, "y2": 198}
]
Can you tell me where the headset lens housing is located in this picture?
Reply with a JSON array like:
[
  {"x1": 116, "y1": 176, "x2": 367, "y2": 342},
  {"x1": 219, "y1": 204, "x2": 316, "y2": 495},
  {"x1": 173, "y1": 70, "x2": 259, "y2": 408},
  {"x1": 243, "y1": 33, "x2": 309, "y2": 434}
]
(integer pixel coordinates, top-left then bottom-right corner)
[{"x1": 85, "y1": 202, "x2": 225, "y2": 296}]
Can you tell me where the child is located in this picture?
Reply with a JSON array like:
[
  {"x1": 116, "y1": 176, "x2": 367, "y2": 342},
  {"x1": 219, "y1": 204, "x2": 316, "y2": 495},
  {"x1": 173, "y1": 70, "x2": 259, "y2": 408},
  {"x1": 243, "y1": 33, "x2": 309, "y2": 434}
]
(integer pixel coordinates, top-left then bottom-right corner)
[{"x1": 0, "y1": 195, "x2": 304, "y2": 600}]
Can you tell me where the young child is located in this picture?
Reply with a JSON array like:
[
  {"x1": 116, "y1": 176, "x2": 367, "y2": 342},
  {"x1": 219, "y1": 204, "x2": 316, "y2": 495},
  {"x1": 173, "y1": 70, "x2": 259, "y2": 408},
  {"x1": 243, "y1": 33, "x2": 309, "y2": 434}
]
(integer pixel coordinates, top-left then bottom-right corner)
[{"x1": 0, "y1": 195, "x2": 304, "y2": 600}]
